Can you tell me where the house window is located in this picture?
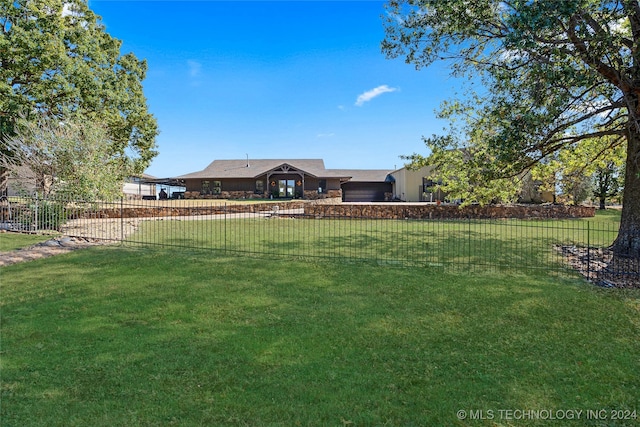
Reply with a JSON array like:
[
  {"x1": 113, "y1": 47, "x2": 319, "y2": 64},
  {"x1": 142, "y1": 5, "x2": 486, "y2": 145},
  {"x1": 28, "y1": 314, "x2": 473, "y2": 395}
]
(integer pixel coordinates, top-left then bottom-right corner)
[
  {"x1": 255, "y1": 180, "x2": 264, "y2": 194},
  {"x1": 279, "y1": 179, "x2": 295, "y2": 197},
  {"x1": 201, "y1": 180, "x2": 210, "y2": 194},
  {"x1": 318, "y1": 179, "x2": 327, "y2": 193},
  {"x1": 422, "y1": 178, "x2": 442, "y2": 192},
  {"x1": 212, "y1": 181, "x2": 222, "y2": 195},
  {"x1": 422, "y1": 178, "x2": 443, "y2": 202}
]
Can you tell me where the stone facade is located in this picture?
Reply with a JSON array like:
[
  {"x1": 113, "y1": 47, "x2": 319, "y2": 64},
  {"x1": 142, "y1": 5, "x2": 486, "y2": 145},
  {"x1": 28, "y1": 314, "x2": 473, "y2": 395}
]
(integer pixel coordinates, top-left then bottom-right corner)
[{"x1": 303, "y1": 189, "x2": 342, "y2": 200}]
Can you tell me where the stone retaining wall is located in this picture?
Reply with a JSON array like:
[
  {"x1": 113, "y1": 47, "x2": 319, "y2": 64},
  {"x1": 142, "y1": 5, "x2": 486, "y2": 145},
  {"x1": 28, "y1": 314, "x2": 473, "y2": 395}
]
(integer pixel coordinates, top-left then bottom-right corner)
[
  {"x1": 75, "y1": 202, "x2": 595, "y2": 220},
  {"x1": 81, "y1": 201, "x2": 306, "y2": 219},
  {"x1": 305, "y1": 204, "x2": 596, "y2": 220},
  {"x1": 307, "y1": 197, "x2": 343, "y2": 205}
]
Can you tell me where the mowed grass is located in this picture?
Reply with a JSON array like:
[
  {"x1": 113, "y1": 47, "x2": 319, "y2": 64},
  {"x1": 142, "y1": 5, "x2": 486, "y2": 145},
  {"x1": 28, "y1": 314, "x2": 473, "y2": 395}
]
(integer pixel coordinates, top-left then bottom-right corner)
[
  {"x1": 126, "y1": 210, "x2": 621, "y2": 272},
  {"x1": 1, "y1": 244, "x2": 639, "y2": 426},
  {"x1": 0, "y1": 233, "x2": 53, "y2": 251}
]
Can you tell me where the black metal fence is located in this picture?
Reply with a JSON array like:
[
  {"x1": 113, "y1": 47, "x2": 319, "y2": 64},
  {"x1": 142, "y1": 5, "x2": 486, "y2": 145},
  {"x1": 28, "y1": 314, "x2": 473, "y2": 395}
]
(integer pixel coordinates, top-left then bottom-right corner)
[{"x1": 2, "y1": 195, "x2": 638, "y2": 285}]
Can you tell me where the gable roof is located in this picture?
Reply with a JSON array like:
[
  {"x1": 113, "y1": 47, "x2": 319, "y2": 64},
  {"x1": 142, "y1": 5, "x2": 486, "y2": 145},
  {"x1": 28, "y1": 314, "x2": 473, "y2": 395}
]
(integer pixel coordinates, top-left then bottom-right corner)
[
  {"x1": 176, "y1": 159, "x2": 394, "y2": 184},
  {"x1": 178, "y1": 159, "x2": 351, "y2": 180},
  {"x1": 329, "y1": 169, "x2": 394, "y2": 183}
]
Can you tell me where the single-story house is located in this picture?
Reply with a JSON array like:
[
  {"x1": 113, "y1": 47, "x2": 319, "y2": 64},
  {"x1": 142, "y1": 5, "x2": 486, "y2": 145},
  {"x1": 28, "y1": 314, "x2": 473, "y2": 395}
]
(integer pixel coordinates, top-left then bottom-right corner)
[
  {"x1": 6, "y1": 165, "x2": 43, "y2": 196},
  {"x1": 177, "y1": 159, "x2": 394, "y2": 202}
]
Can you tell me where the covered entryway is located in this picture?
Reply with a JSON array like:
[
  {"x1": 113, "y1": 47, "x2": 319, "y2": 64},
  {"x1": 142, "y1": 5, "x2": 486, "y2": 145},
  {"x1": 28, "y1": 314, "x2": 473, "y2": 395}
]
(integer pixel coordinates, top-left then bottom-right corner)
[
  {"x1": 278, "y1": 179, "x2": 295, "y2": 197},
  {"x1": 267, "y1": 164, "x2": 308, "y2": 199}
]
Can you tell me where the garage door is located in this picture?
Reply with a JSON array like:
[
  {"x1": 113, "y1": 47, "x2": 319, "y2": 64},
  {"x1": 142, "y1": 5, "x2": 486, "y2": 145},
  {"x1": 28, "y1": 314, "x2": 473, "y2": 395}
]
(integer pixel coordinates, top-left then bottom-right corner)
[{"x1": 342, "y1": 182, "x2": 391, "y2": 202}]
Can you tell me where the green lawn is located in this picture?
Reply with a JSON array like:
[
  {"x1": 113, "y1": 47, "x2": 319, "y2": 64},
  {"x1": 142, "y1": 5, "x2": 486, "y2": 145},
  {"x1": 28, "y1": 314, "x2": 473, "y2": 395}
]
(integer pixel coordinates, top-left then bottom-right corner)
[
  {"x1": 1, "y1": 244, "x2": 639, "y2": 426},
  {"x1": 573, "y1": 208, "x2": 622, "y2": 228},
  {"x1": 0, "y1": 233, "x2": 53, "y2": 251},
  {"x1": 126, "y1": 210, "x2": 621, "y2": 273}
]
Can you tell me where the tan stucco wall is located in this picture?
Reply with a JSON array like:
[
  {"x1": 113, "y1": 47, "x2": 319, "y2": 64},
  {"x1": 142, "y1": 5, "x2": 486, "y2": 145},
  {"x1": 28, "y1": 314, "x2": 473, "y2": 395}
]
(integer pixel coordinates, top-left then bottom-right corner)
[{"x1": 391, "y1": 165, "x2": 435, "y2": 202}]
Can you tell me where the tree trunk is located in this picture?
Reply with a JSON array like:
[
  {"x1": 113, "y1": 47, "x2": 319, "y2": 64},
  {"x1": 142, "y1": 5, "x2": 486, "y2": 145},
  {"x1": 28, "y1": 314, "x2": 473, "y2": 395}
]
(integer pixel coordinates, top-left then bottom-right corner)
[
  {"x1": 599, "y1": 196, "x2": 606, "y2": 210},
  {"x1": 0, "y1": 165, "x2": 8, "y2": 197},
  {"x1": 611, "y1": 128, "x2": 640, "y2": 258}
]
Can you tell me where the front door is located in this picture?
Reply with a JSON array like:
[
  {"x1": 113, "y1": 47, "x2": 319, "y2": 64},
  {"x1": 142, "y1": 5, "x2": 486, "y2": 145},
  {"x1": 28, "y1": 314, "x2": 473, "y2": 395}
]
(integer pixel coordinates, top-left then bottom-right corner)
[{"x1": 278, "y1": 179, "x2": 295, "y2": 198}]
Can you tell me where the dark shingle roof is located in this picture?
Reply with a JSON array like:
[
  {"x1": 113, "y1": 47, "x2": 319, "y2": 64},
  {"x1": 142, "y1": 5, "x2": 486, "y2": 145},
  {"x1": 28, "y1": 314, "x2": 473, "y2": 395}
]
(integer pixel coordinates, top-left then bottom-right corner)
[
  {"x1": 178, "y1": 159, "x2": 334, "y2": 179},
  {"x1": 177, "y1": 159, "x2": 393, "y2": 183},
  {"x1": 328, "y1": 169, "x2": 394, "y2": 182}
]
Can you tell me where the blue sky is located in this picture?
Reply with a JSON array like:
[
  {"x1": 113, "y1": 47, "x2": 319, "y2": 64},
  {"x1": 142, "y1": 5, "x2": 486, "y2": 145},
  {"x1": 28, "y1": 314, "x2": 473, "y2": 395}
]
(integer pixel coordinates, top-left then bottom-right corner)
[{"x1": 90, "y1": 0, "x2": 460, "y2": 178}]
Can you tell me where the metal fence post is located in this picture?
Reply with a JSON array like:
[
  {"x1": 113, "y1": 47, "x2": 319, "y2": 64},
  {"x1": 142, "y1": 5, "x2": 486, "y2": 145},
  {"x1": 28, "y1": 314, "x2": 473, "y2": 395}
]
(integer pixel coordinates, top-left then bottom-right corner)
[
  {"x1": 120, "y1": 196, "x2": 124, "y2": 245},
  {"x1": 587, "y1": 221, "x2": 590, "y2": 281},
  {"x1": 468, "y1": 216, "x2": 472, "y2": 271},
  {"x1": 224, "y1": 202, "x2": 227, "y2": 253},
  {"x1": 34, "y1": 192, "x2": 39, "y2": 232}
]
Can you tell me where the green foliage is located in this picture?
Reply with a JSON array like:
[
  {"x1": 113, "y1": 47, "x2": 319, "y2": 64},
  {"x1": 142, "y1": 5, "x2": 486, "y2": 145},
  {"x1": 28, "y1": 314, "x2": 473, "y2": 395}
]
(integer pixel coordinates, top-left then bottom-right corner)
[
  {"x1": 531, "y1": 136, "x2": 626, "y2": 205},
  {"x1": 12, "y1": 199, "x2": 67, "y2": 230},
  {"x1": 403, "y1": 136, "x2": 523, "y2": 206},
  {"x1": 401, "y1": 97, "x2": 526, "y2": 206},
  {"x1": 0, "y1": 0, "x2": 158, "y2": 186},
  {"x1": 33, "y1": 199, "x2": 67, "y2": 230},
  {"x1": 8, "y1": 116, "x2": 134, "y2": 201},
  {"x1": 593, "y1": 161, "x2": 624, "y2": 208},
  {"x1": 382, "y1": 0, "x2": 640, "y2": 255}
]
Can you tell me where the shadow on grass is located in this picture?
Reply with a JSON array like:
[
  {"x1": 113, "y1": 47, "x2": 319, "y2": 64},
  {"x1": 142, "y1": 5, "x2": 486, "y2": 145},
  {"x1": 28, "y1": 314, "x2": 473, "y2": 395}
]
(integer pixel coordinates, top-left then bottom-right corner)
[{"x1": 125, "y1": 218, "x2": 619, "y2": 276}]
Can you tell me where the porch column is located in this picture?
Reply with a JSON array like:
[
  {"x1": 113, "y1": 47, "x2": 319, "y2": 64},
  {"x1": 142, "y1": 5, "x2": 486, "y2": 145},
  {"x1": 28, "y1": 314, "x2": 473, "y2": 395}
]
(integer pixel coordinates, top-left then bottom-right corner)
[{"x1": 295, "y1": 171, "x2": 304, "y2": 199}]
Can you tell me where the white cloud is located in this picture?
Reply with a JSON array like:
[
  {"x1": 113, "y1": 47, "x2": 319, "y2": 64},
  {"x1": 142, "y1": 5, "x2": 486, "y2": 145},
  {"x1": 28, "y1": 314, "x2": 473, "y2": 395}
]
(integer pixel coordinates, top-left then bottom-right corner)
[{"x1": 355, "y1": 85, "x2": 398, "y2": 106}]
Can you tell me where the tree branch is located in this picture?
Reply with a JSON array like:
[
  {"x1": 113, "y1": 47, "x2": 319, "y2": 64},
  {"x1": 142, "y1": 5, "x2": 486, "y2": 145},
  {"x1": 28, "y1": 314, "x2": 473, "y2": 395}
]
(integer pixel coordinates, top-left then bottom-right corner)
[{"x1": 566, "y1": 14, "x2": 633, "y2": 93}]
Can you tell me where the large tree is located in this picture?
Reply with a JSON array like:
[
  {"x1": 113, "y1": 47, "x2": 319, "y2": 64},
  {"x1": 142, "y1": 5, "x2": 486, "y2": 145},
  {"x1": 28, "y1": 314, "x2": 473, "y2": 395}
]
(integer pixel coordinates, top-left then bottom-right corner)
[
  {"x1": 0, "y1": 0, "x2": 158, "y2": 194},
  {"x1": 402, "y1": 138, "x2": 526, "y2": 206},
  {"x1": 383, "y1": 0, "x2": 640, "y2": 258},
  {"x1": 4, "y1": 116, "x2": 133, "y2": 201},
  {"x1": 529, "y1": 134, "x2": 626, "y2": 205},
  {"x1": 594, "y1": 160, "x2": 624, "y2": 209}
]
